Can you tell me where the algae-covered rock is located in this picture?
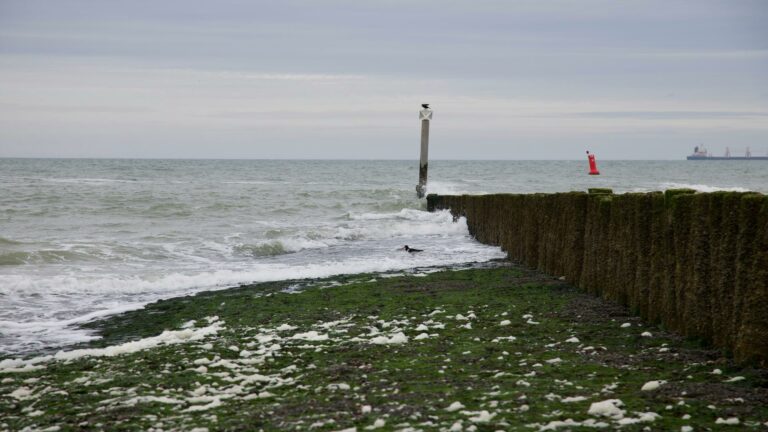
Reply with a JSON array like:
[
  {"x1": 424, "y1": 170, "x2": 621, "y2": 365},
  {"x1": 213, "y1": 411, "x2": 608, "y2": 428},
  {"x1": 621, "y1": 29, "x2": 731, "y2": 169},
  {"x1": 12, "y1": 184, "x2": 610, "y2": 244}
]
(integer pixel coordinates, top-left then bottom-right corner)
[{"x1": 588, "y1": 188, "x2": 613, "y2": 195}]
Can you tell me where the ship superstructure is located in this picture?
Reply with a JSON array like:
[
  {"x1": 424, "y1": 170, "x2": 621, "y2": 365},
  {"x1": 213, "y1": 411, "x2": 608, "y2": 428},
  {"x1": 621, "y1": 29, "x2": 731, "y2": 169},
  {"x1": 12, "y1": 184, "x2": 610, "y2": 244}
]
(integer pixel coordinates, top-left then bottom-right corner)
[{"x1": 687, "y1": 145, "x2": 768, "y2": 160}]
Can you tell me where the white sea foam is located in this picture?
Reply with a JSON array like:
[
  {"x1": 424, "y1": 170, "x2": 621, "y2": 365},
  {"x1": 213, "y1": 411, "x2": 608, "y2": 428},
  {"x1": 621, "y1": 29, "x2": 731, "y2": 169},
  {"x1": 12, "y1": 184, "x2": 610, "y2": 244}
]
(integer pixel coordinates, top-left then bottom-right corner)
[
  {"x1": 425, "y1": 181, "x2": 487, "y2": 196},
  {"x1": 337, "y1": 210, "x2": 469, "y2": 240},
  {"x1": 0, "y1": 239, "x2": 504, "y2": 353},
  {"x1": 0, "y1": 320, "x2": 223, "y2": 373},
  {"x1": 38, "y1": 177, "x2": 148, "y2": 185},
  {"x1": 1, "y1": 244, "x2": 496, "y2": 298},
  {"x1": 348, "y1": 208, "x2": 450, "y2": 221},
  {"x1": 659, "y1": 182, "x2": 751, "y2": 193}
]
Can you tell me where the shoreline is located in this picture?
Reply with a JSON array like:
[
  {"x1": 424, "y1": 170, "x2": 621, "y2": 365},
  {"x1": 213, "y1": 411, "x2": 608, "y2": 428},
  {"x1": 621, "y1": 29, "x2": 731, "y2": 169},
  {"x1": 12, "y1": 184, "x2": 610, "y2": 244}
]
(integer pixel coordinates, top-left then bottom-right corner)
[
  {"x1": 1, "y1": 264, "x2": 766, "y2": 430},
  {"x1": 0, "y1": 261, "x2": 507, "y2": 359}
]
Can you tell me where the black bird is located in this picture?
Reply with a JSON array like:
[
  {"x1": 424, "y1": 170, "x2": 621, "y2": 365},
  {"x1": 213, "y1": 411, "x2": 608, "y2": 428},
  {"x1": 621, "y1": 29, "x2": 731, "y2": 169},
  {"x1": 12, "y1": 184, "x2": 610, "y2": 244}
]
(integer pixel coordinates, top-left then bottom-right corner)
[
  {"x1": 421, "y1": 103, "x2": 430, "y2": 109},
  {"x1": 403, "y1": 245, "x2": 423, "y2": 253}
]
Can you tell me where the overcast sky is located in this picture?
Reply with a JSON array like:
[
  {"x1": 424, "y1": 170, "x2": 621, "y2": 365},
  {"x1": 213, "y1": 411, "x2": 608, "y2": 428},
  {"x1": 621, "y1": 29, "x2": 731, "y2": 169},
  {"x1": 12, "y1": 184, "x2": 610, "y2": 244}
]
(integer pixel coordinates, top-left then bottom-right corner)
[{"x1": 1, "y1": 0, "x2": 766, "y2": 159}]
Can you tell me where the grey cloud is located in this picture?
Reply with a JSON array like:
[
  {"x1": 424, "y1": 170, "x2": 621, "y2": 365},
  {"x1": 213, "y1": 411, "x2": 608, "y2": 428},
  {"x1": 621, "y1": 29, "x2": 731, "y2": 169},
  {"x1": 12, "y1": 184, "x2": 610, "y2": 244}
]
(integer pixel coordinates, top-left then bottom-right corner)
[
  {"x1": 569, "y1": 111, "x2": 768, "y2": 120},
  {"x1": 0, "y1": 0, "x2": 767, "y2": 159}
]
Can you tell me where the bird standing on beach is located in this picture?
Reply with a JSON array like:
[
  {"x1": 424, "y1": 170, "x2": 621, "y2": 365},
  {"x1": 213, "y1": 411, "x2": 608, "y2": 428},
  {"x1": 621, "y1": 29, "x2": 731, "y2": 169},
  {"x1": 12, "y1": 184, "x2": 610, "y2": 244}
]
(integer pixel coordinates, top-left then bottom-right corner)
[{"x1": 403, "y1": 245, "x2": 423, "y2": 253}]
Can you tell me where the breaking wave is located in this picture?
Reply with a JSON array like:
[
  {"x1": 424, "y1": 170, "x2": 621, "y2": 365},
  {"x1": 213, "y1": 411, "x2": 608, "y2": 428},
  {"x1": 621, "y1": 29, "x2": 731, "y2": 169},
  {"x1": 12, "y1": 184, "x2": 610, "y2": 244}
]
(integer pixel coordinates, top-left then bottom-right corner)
[{"x1": 659, "y1": 182, "x2": 752, "y2": 193}]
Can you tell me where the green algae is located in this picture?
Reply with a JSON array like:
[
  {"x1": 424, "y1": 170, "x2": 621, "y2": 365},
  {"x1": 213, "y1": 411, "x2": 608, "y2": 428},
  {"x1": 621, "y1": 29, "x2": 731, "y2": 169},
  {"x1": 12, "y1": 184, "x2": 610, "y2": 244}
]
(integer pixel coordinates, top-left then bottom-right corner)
[
  {"x1": 587, "y1": 188, "x2": 613, "y2": 195},
  {"x1": 1, "y1": 266, "x2": 766, "y2": 431}
]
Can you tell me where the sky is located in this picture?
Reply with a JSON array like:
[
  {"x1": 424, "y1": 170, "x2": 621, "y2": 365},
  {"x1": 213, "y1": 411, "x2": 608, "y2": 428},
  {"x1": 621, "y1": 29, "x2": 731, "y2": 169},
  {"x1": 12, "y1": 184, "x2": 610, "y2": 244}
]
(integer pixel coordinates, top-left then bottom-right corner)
[{"x1": 0, "y1": 0, "x2": 767, "y2": 160}]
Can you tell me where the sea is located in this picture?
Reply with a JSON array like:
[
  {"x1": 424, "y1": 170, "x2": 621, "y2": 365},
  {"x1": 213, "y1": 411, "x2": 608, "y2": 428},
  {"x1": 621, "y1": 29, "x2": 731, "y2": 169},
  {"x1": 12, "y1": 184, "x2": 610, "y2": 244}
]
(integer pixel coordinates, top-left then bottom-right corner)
[{"x1": 1, "y1": 159, "x2": 766, "y2": 356}]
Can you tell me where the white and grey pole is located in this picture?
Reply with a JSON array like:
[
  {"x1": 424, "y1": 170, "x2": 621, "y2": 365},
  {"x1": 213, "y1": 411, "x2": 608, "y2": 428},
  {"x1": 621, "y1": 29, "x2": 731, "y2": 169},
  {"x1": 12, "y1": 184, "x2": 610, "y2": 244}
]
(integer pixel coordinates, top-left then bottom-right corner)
[{"x1": 416, "y1": 103, "x2": 433, "y2": 198}]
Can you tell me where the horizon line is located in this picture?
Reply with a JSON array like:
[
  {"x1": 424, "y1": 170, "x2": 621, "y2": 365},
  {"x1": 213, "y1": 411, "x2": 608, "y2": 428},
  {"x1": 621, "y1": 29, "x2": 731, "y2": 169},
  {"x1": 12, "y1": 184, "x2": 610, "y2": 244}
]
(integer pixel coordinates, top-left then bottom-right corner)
[{"x1": 0, "y1": 157, "x2": 692, "y2": 162}]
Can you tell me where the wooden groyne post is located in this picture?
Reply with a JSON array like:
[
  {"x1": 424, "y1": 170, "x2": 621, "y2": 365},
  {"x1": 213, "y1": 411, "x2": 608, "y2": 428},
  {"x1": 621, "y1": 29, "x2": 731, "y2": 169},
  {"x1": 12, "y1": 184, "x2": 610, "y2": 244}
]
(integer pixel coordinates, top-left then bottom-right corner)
[{"x1": 416, "y1": 104, "x2": 433, "y2": 198}]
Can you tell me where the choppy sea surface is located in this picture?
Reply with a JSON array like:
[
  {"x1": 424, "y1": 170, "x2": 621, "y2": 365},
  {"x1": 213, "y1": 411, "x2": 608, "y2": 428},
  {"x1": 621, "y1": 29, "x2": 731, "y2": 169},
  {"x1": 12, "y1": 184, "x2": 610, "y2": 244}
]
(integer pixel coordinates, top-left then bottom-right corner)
[{"x1": 1, "y1": 159, "x2": 766, "y2": 355}]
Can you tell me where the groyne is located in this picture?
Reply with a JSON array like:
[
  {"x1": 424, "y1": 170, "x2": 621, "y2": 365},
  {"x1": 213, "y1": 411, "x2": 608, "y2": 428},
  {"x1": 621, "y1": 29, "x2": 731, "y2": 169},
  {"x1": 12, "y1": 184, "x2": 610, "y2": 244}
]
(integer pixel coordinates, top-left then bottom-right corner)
[{"x1": 428, "y1": 189, "x2": 768, "y2": 366}]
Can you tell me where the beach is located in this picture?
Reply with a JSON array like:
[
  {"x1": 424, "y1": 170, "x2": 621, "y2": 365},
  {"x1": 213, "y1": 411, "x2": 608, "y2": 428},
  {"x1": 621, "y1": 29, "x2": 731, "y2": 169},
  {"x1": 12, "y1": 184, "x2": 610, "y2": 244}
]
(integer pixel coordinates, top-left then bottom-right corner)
[{"x1": 2, "y1": 264, "x2": 767, "y2": 430}]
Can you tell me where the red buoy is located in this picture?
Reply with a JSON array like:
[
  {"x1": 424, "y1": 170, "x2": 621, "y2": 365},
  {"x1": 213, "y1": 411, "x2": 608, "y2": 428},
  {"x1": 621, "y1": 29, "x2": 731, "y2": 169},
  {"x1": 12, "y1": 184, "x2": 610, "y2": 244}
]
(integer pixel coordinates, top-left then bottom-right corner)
[{"x1": 587, "y1": 151, "x2": 600, "y2": 175}]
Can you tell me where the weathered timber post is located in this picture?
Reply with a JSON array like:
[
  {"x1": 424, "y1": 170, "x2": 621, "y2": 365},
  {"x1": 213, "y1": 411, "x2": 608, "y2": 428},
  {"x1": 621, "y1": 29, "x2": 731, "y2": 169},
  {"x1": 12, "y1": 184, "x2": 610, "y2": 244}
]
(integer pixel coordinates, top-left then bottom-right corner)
[{"x1": 416, "y1": 103, "x2": 433, "y2": 198}]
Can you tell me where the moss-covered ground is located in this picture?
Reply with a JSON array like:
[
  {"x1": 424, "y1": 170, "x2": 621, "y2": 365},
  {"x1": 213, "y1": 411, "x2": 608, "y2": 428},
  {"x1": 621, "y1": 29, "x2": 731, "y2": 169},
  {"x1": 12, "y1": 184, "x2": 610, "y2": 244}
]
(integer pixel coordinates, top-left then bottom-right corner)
[{"x1": 1, "y1": 264, "x2": 766, "y2": 431}]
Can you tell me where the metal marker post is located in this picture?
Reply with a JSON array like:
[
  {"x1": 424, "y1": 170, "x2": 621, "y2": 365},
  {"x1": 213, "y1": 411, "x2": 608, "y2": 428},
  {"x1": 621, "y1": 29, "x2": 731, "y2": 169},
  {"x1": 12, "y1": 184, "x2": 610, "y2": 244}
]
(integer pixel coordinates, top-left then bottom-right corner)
[{"x1": 416, "y1": 104, "x2": 433, "y2": 198}]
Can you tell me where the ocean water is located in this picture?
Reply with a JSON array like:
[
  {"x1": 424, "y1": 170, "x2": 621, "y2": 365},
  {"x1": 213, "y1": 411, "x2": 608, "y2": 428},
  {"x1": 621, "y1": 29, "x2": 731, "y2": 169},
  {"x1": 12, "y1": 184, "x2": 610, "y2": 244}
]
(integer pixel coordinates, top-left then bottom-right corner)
[{"x1": 1, "y1": 158, "x2": 766, "y2": 355}]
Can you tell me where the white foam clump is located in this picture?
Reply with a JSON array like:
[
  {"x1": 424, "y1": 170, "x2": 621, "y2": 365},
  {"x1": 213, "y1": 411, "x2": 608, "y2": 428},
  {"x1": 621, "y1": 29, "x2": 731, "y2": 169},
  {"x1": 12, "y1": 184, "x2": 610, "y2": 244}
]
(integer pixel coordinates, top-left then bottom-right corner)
[
  {"x1": 327, "y1": 383, "x2": 351, "y2": 391},
  {"x1": 367, "y1": 419, "x2": 386, "y2": 429},
  {"x1": 641, "y1": 380, "x2": 666, "y2": 391},
  {"x1": 290, "y1": 331, "x2": 328, "y2": 341},
  {"x1": 561, "y1": 396, "x2": 587, "y2": 403},
  {"x1": 413, "y1": 333, "x2": 430, "y2": 340},
  {"x1": 10, "y1": 387, "x2": 34, "y2": 400},
  {"x1": 124, "y1": 395, "x2": 184, "y2": 406},
  {"x1": 184, "y1": 397, "x2": 224, "y2": 412},
  {"x1": 276, "y1": 324, "x2": 297, "y2": 331},
  {"x1": 715, "y1": 417, "x2": 740, "y2": 425},
  {"x1": 0, "y1": 319, "x2": 224, "y2": 373},
  {"x1": 565, "y1": 337, "x2": 580, "y2": 343},
  {"x1": 499, "y1": 320, "x2": 511, "y2": 326},
  {"x1": 617, "y1": 412, "x2": 660, "y2": 425},
  {"x1": 369, "y1": 332, "x2": 408, "y2": 345},
  {"x1": 467, "y1": 410, "x2": 496, "y2": 423},
  {"x1": 587, "y1": 399, "x2": 626, "y2": 419},
  {"x1": 538, "y1": 419, "x2": 609, "y2": 431},
  {"x1": 445, "y1": 401, "x2": 465, "y2": 412}
]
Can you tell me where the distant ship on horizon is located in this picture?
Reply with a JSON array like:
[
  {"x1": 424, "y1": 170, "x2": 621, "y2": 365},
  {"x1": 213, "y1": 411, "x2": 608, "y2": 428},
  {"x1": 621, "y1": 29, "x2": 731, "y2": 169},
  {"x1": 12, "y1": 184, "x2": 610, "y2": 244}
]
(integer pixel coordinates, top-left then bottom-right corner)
[{"x1": 687, "y1": 146, "x2": 768, "y2": 160}]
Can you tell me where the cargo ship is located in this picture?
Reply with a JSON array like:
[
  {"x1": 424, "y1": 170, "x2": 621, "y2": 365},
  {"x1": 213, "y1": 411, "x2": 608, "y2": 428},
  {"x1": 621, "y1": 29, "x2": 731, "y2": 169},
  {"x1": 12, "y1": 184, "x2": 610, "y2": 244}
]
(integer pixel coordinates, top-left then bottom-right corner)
[{"x1": 687, "y1": 146, "x2": 768, "y2": 160}]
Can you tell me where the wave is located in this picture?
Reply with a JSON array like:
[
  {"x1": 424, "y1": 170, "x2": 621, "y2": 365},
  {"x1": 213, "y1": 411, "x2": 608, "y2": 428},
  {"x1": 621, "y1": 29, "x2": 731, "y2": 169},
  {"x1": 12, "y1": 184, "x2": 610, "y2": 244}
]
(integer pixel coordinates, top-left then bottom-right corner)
[
  {"x1": 659, "y1": 183, "x2": 751, "y2": 193},
  {"x1": 144, "y1": 202, "x2": 193, "y2": 217},
  {"x1": 39, "y1": 177, "x2": 145, "y2": 184},
  {"x1": 0, "y1": 250, "x2": 507, "y2": 354},
  {"x1": 426, "y1": 181, "x2": 487, "y2": 196},
  {"x1": 347, "y1": 208, "x2": 434, "y2": 221},
  {"x1": 0, "y1": 250, "x2": 93, "y2": 266},
  {"x1": 0, "y1": 236, "x2": 23, "y2": 246},
  {"x1": 0, "y1": 239, "x2": 502, "y2": 296},
  {"x1": 234, "y1": 241, "x2": 289, "y2": 257},
  {"x1": 337, "y1": 210, "x2": 468, "y2": 240},
  {"x1": 232, "y1": 237, "x2": 331, "y2": 257},
  {"x1": 228, "y1": 210, "x2": 465, "y2": 257}
]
